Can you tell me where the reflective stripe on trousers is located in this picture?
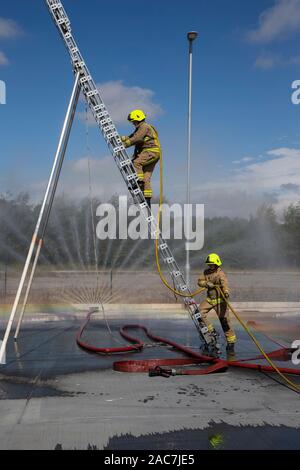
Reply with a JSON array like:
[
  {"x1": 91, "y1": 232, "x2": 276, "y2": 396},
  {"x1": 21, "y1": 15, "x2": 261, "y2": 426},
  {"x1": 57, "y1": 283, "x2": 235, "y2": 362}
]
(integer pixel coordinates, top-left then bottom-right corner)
[{"x1": 206, "y1": 297, "x2": 225, "y2": 306}]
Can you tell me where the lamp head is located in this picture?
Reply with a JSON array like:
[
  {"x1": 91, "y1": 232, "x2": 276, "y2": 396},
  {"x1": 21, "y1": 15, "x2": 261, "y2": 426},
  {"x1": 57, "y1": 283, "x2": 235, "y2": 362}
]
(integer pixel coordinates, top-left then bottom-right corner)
[{"x1": 187, "y1": 31, "x2": 198, "y2": 42}]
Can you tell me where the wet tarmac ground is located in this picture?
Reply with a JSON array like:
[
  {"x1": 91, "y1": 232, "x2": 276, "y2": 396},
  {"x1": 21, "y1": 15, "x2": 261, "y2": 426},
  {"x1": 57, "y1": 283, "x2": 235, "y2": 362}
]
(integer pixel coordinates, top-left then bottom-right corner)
[{"x1": 0, "y1": 313, "x2": 300, "y2": 450}]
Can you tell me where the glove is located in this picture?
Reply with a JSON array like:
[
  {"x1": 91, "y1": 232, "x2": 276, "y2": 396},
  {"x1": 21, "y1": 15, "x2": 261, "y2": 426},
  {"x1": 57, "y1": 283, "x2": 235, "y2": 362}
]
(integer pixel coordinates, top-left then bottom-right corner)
[
  {"x1": 121, "y1": 136, "x2": 131, "y2": 148},
  {"x1": 206, "y1": 282, "x2": 214, "y2": 289},
  {"x1": 223, "y1": 291, "x2": 230, "y2": 299}
]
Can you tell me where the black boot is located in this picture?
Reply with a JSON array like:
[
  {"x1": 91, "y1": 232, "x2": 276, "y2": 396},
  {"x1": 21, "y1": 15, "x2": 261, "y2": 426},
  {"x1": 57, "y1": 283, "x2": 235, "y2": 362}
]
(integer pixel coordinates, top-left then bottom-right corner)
[
  {"x1": 145, "y1": 197, "x2": 152, "y2": 209},
  {"x1": 226, "y1": 342, "x2": 236, "y2": 361},
  {"x1": 226, "y1": 342, "x2": 235, "y2": 353}
]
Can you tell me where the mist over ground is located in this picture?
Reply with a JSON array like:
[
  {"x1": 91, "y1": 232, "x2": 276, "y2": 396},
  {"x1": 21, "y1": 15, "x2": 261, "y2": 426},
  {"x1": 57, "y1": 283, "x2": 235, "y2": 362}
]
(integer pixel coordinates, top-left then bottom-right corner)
[{"x1": 0, "y1": 192, "x2": 299, "y2": 270}]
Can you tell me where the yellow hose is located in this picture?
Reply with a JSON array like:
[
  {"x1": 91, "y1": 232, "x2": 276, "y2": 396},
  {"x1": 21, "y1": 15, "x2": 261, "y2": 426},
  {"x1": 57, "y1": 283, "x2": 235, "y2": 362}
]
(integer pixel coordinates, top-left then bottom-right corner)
[
  {"x1": 154, "y1": 149, "x2": 300, "y2": 394},
  {"x1": 155, "y1": 152, "x2": 205, "y2": 297},
  {"x1": 218, "y1": 288, "x2": 300, "y2": 394}
]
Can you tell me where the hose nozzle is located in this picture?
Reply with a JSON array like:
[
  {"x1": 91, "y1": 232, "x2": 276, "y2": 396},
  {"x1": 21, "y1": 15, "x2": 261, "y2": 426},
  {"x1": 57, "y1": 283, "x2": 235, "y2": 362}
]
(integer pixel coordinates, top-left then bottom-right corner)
[{"x1": 148, "y1": 366, "x2": 176, "y2": 378}]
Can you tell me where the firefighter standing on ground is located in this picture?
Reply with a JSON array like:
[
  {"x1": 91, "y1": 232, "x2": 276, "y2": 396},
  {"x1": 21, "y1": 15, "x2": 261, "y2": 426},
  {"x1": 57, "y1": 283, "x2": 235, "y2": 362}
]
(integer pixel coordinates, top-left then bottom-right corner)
[
  {"x1": 121, "y1": 109, "x2": 161, "y2": 208},
  {"x1": 198, "y1": 253, "x2": 237, "y2": 353}
]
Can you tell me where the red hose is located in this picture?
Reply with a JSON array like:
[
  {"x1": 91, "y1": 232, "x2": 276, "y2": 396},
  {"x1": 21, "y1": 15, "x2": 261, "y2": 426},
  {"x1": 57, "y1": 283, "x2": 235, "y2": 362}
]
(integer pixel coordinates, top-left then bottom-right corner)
[
  {"x1": 76, "y1": 311, "x2": 300, "y2": 377},
  {"x1": 76, "y1": 312, "x2": 144, "y2": 354}
]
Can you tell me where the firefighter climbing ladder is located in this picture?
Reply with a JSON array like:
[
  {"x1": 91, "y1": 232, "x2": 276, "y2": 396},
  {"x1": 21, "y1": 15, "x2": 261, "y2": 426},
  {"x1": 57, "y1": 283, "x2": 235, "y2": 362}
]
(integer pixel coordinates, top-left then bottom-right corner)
[{"x1": 0, "y1": 0, "x2": 218, "y2": 364}]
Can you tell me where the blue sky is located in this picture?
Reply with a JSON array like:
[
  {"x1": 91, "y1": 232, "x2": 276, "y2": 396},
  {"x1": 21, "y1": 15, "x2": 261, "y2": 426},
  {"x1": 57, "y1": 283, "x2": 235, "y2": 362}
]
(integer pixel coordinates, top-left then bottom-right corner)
[{"x1": 1, "y1": 0, "x2": 300, "y2": 217}]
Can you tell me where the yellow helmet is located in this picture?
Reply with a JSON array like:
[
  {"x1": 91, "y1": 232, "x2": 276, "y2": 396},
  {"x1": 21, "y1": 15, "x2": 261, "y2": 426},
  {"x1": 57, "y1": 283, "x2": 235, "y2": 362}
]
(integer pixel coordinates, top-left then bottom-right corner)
[
  {"x1": 128, "y1": 109, "x2": 146, "y2": 122},
  {"x1": 205, "y1": 253, "x2": 222, "y2": 266}
]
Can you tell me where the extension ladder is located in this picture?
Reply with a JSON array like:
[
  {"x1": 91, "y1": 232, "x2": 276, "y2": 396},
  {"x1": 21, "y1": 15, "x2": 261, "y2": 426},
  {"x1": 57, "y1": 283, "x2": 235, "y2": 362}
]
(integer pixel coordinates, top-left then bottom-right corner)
[{"x1": 45, "y1": 0, "x2": 218, "y2": 353}]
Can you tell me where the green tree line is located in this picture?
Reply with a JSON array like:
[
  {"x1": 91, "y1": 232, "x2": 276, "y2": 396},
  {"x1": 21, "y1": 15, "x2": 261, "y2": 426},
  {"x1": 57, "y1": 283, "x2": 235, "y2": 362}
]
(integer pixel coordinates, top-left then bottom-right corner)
[{"x1": 0, "y1": 193, "x2": 299, "y2": 269}]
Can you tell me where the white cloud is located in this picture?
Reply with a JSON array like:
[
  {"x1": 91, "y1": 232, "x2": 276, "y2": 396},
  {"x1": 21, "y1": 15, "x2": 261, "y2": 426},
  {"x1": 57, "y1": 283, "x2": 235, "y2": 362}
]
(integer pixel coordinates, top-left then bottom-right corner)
[
  {"x1": 78, "y1": 80, "x2": 163, "y2": 125},
  {"x1": 223, "y1": 148, "x2": 300, "y2": 191},
  {"x1": 6, "y1": 146, "x2": 300, "y2": 219},
  {"x1": 0, "y1": 18, "x2": 23, "y2": 66},
  {"x1": 192, "y1": 189, "x2": 274, "y2": 219},
  {"x1": 232, "y1": 156, "x2": 255, "y2": 164},
  {"x1": 53, "y1": 149, "x2": 300, "y2": 217},
  {"x1": 254, "y1": 53, "x2": 300, "y2": 69},
  {"x1": 56, "y1": 156, "x2": 126, "y2": 200},
  {"x1": 192, "y1": 147, "x2": 300, "y2": 217},
  {"x1": 5, "y1": 155, "x2": 127, "y2": 204},
  {"x1": 0, "y1": 51, "x2": 9, "y2": 66},
  {"x1": 254, "y1": 54, "x2": 279, "y2": 69},
  {"x1": 0, "y1": 18, "x2": 22, "y2": 39},
  {"x1": 247, "y1": 0, "x2": 300, "y2": 44}
]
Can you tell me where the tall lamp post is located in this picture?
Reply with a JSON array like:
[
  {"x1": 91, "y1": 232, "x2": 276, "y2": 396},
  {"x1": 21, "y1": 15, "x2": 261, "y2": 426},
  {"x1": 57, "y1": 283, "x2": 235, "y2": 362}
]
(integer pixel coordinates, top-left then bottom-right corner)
[{"x1": 186, "y1": 31, "x2": 198, "y2": 287}]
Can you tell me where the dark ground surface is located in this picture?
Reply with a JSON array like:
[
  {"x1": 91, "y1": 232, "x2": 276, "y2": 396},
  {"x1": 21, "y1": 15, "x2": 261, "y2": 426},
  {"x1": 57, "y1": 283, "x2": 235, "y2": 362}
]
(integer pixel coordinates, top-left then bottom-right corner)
[{"x1": 0, "y1": 313, "x2": 299, "y2": 450}]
